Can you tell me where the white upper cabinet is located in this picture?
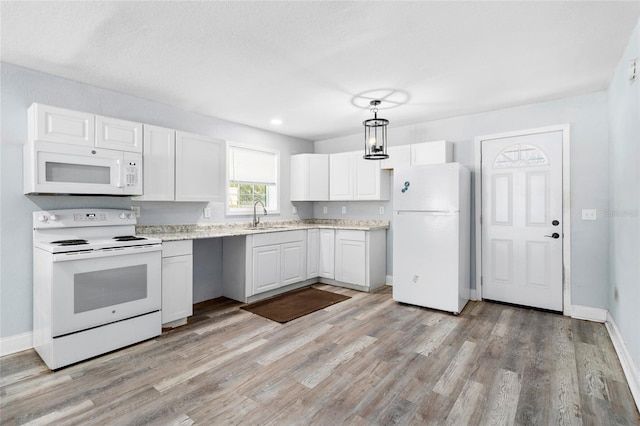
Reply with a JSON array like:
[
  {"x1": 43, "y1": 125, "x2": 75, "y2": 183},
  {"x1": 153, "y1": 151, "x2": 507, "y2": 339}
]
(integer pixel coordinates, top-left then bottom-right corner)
[
  {"x1": 96, "y1": 115, "x2": 143, "y2": 153},
  {"x1": 133, "y1": 125, "x2": 175, "y2": 201},
  {"x1": 291, "y1": 154, "x2": 329, "y2": 201},
  {"x1": 329, "y1": 151, "x2": 389, "y2": 200},
  {"x1": 329, "y1": 152, "x2": 354, "y2": 200},
  {"x1": 354, "y1": 155, "x2": 389, "y2": 200},
  {"x1": 175, "y1": 131, "x2": 225, "y2": 202},
  {"x1": 411, "y1": 140, "x2": 452, "y2": 166},
  {"x1": 380, "y1": 145, "x2": 411, "y2": 170},
  {"x1": 29, "y1": 104, "x2": 95, "y2": 147}
]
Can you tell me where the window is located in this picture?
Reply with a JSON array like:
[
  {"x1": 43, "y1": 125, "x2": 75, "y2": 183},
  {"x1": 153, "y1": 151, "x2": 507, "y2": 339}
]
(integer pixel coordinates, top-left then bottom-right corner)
[
  {"x1": 227, "y1": 142, "x2": 279, "y2": 215},
  {"x1": 493, "y1": 144, "x2": 548, "y2": 169}
]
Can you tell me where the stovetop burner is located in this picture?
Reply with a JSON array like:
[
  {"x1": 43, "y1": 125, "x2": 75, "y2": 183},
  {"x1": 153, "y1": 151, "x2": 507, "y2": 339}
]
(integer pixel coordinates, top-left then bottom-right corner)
[
  {"x1": 50, "y1": 239, "x2": 89, "y2": 246},
  {"x1": 113, "y1": 235, "x2": 147, "y2": 242}
]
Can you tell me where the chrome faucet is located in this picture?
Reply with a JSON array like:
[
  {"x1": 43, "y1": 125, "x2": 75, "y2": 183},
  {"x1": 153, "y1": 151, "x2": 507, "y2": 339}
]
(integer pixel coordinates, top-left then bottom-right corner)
[{"x1": 253, "y1": 199, "x2": 267, "y2": 227}]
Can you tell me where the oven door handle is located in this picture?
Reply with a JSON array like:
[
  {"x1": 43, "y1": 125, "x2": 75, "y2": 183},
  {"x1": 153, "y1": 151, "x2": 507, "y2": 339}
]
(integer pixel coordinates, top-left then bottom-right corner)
[{"x1": 52, "y1": 244, "x2": 162, "y2": 262}]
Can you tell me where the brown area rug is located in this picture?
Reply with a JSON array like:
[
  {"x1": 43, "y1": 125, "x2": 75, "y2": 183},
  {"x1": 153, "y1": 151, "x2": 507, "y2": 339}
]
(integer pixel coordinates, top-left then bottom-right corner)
[{"x1": 241, "y1": 287, "x2": 350, "y2": 323}]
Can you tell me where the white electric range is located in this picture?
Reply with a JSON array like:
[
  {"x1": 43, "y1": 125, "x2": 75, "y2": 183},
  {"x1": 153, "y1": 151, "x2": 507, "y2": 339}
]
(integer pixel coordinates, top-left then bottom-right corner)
[{"x1": 32, "y1": 208, "x2": 163, "y2": 369}]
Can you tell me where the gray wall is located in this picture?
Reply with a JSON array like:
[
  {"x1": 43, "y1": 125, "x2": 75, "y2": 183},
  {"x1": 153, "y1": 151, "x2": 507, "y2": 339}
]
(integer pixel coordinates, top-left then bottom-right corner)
[
  {"x1": 0, "y1": 62, "x2": 313, "y2": 338},
  {"x1": 608, "y1": 18, "x2": 640, "y2": 383},
  {"x1": 315, "y1": 91, "x2": 611, "y2": 310}
]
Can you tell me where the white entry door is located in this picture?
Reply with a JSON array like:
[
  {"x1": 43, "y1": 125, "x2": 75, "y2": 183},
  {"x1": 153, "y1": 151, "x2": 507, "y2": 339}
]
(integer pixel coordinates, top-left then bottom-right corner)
[{"x1": 481, "y1": 130, "x2": 563, "y2": 311}]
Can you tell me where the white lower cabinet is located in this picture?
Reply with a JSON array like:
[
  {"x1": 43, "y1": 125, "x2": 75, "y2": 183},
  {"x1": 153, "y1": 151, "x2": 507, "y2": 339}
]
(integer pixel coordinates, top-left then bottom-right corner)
[
  {"x1": 307, "y1": 228, "x2": 335, "y2": 280},
  {"x1": 161, "y1": 240, "x2": 193, "y2": 326},
  {"x1": 319, "y1": 229, "x2": 335, "y2": 279},
  {"x1": 331, "y1": 229, "x2": 386, "y2": 291},
  {"x1": 222, "y1": 227, "x2": 386, "y2": 303},
  {"x1": 250, "y1": 231, "x2": 305, "y2": 295},
  {"x1": 307, "y1": 229, "x2": 320, "y2": 279},
  {"x1": 335, "y1": 230, "x2": 366, "y2": 286},
  {"x1": 281, "y1": 241, "x2": 306, "y2": 285},
  {"x1": 252, "y1": 245, "x2": 281, "y2": 294},
  {"x1": 223, "y1": 230, "x2": 308, "y2": 302}
]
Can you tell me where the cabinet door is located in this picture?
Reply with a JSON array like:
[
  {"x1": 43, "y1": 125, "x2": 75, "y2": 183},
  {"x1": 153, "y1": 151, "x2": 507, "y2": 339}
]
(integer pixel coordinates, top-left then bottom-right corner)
[
  {"x1": 335, "y1": 231, "x2": 366, "y2": 286},
  {"x1": 354, "y1": 155, "x2": 381, "y2": 200},
  {"x1": 96, "y1": 115, "x2": 143, "y2": 153},
  {"x1": 133, "y1": 125, "x2": 175, "y2": 201},
  {"x1": 307, "y1": 229, "x2": 320, "y2": 279},
  {"x1": 252, "y1": 245, "x2": 281, "y2": 294},
  {"x1": 175, "y1": 131, "x2": 225, "y2": 202},
  {"x1": 380, "y1": 145, "x2": 411, "y2": 170},
  {"x1": 161, "y1": 254, "x2": 193, "y2": 324},
  {"x1": 319, "y1": 229, "x2": 335, "y2": 279},
  {"x1": 308, "y1": 154, "x2": 329, "y2": 200},
  {"x1": 329, "y1": 152, "x2": 353, "y2": 200},
  {"x1": 282, "y1": 241, "x2": 306, "y2": 286},
  {"x1": 29, "y1": 104, "x2": 95, "y2": 147},
  {"x1": 290, "y1": 154, "x2": 307, "y2": 201}
]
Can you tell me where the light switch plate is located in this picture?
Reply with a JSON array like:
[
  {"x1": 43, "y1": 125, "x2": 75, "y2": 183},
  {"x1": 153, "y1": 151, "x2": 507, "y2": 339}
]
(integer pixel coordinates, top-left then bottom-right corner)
[
  {"x1": 341, "y1": 206, "x2": 347, "y2": 214},
  {"x1": 131, "y1": 206, "x2": 140, "y2": 218},
  {"x1": 379, "y1": 206, "x2": 385, "y2": 215},
  {"x1": 292, "y1": 205, "x2": 297, "y2": 214},
  {"x1": 323, "y1": 206, "x2": 328, "y2": 215},
  {"x1": 203, "y1": 207, "x2": 211, "y2": 218},
  {"x1": 582, "y1": 209, "x2": 597, "y2": 220}
]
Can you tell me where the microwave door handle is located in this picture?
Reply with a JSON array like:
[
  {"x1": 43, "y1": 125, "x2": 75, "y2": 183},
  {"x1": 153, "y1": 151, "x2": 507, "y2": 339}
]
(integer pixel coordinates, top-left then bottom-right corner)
[{"x1": 115, "y1": 159, "x2": 123, "y2": 188}]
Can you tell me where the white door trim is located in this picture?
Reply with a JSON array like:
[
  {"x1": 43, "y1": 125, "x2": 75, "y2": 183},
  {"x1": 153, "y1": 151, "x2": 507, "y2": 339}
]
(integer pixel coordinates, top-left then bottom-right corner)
[{"x1": 474, "y1": 124, "x2": 572, "y2": 315}]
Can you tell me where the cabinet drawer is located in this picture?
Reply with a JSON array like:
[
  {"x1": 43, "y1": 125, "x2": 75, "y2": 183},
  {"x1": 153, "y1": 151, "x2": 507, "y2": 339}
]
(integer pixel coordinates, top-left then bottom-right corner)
[
  {"x1": 252, "y1": 230, "x2": 305, "y2": 247},
  {"x1": 162, "y1": 240, "x2": 193, "y2": 257},
  {"x1": 336, "y1": 230, "x2": 365, "y2": 242}
]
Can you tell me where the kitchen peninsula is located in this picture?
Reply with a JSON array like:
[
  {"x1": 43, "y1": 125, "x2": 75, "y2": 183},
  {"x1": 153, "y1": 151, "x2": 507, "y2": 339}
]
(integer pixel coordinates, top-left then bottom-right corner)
[{"x1": 137, "y1": 219, "x2": 388, "y2": 327}]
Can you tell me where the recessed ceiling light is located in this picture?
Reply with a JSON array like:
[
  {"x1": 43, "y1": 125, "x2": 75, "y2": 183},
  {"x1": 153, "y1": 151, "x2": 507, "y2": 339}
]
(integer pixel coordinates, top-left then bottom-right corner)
[{"x1": 270, "y1": 118, "x2": 283, "y2": 125}]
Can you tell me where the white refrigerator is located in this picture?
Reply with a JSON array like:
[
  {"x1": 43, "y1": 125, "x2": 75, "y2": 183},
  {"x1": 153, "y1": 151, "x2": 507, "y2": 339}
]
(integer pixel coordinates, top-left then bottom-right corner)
[{"x1": 392, "y1": 163, "x2": 471, "y2": 314}]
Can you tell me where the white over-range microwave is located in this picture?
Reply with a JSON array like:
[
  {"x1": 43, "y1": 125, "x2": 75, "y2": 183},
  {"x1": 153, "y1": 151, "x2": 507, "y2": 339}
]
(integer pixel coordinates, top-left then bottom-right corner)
[
  {"x1": 23, "y1": 103, "x2": 143, "y2": 195},
  {"x1": 24, "y1": 140, "x2": 142, "y2": 195}
]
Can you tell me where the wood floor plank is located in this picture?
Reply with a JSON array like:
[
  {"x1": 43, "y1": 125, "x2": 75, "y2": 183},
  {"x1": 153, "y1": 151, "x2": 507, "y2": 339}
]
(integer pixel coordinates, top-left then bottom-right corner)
[
  {"x1": 479, "y1": 368, "x2": 521, "y2": 425},
  {"x1": 2, "y1": 285, "x2": 638, "y2": 425}
]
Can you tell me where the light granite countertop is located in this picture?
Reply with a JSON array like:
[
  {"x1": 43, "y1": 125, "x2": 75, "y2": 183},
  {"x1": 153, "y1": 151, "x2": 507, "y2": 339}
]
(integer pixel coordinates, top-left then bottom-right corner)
[{"x1": 136, "y1": 219, "x2": 389, "y2": 242}]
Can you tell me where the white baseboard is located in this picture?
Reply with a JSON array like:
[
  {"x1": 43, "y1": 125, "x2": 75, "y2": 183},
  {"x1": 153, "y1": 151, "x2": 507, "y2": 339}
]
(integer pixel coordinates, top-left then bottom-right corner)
[
  {"x1": 386, "y1": 275, "x2": 393, "y2": 285},
  {"x1": 0, "y1": 331, "x2": 33, "y2": 357},
  {"x1": 570, "y1": 304, "x2": 607, "y2": 322},
  {"x1": 606, "y1": 312, "x2": 640, "y2": 411}
]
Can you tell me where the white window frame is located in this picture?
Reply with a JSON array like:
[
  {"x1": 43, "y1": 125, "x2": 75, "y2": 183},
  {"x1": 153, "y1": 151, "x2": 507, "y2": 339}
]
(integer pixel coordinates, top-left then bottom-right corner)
[{"x1": 226, "y1": 141, "x2": 280, "y2": 216}]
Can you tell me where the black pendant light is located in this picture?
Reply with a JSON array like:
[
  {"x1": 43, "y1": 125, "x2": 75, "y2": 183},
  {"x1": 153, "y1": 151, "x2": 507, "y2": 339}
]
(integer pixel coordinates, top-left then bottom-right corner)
[{"x1": 363, "y1": 100, "x2": 389, "y2": 160}]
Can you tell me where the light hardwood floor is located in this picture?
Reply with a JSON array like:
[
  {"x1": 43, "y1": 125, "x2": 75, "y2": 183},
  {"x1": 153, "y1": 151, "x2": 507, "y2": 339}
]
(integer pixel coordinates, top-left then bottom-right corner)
[{"x1": 1, "y1": 285, "x2": 639, "y2": 425}]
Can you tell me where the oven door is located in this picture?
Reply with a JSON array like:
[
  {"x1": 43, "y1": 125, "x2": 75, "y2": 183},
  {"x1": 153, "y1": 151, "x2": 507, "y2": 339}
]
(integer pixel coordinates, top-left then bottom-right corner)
[{"x1": 50, "y1": 245, "x2": 161, "y2": 337}]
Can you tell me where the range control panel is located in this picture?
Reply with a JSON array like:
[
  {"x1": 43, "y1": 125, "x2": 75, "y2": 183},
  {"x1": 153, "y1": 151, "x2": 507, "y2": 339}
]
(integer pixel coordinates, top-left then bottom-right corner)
[{"x1": 33, "y1": 209, "x2": 136, "y2": 229}]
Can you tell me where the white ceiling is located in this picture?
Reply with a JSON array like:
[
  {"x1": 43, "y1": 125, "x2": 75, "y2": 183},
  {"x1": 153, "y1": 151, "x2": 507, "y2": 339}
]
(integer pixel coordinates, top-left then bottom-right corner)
[{"x1": 2, "y1": 1, "x2": 639, "y2": 141}]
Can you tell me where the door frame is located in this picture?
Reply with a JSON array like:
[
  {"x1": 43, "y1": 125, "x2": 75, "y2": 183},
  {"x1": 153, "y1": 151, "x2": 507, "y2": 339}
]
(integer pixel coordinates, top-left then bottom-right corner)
[{"x1": 474, "y1": 124, "x2": 572, "y2": 315}]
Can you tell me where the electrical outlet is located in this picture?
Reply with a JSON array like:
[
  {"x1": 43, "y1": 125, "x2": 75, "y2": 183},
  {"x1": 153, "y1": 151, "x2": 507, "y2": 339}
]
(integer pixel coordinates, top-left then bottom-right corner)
[
  {"x1": 323, "y1": 206, "x2": 328, "y2": 215},
  {"x1": 292, "y1": 205, "x2": 297, "y2": 214},
  {"x1": 341, "y1": 206, "x2": 347, "y2": 214},
  {"x1": 131, "y1": 206, "x2": 140, "y2": 218},
  {"x1": 379, "y1": 206, "x2": 385, "y2": 215},
  {"x1": 203, "y1": 207, "x2": 211, "y2": 218},
  {"x1": 582, "y1": 209, "x2": 597, "y2": 220}
]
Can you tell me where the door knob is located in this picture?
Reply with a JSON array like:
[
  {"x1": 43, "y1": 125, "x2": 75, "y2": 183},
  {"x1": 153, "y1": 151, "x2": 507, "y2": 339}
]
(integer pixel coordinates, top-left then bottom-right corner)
[{"x1": 544, "y1": 233, "x2": 560, "y2": 239}]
